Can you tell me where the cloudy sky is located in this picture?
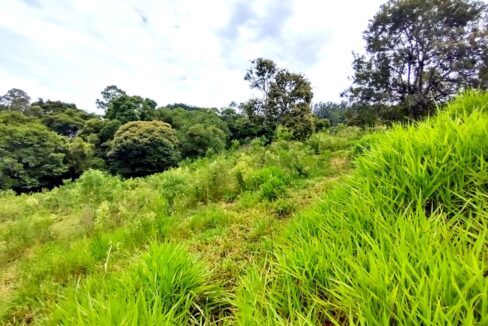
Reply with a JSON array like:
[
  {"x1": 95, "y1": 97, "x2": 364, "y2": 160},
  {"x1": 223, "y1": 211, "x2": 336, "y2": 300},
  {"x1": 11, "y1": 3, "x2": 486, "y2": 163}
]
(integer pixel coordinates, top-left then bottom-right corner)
[{"x1": 0, "y1": 0, "x2": 385, "y2": 113}]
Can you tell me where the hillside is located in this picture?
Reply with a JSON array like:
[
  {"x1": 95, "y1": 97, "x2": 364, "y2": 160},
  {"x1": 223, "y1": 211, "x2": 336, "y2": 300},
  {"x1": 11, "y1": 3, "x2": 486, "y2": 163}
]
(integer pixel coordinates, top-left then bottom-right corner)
[{"x1": 0, "y1": 92, "x2": 487, "y2": 325}]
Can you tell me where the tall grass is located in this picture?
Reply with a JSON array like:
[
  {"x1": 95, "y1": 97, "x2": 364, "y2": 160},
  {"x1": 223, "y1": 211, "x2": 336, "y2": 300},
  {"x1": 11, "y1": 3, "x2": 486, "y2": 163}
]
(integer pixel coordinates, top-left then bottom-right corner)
[
  {"x1": 236, "y1": 91, "x2": 488, "y2": 325},
  {"x1": 49, "y1": 243, "x2": 228, "y2": 325}
]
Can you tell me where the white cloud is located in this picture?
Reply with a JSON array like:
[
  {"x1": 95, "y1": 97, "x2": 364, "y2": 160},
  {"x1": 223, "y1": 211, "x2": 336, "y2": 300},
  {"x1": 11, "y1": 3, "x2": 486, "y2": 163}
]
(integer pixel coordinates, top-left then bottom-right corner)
[{"x1": 0, "y1": 0, "x2": 385, "y2": 113}]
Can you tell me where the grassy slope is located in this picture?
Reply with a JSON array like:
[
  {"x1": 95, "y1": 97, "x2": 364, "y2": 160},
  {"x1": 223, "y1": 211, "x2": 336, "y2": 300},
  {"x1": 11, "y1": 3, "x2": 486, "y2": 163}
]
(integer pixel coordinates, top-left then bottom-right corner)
[
  {"x1": 236, "y1": 91, "x2": 488, "y2": 325},
  {"x1": 0, "y1": 129, "x2": 360, "y2": 324},
  {"x1": 0, "y1": 91, "x2": 486, "y2": 325}
]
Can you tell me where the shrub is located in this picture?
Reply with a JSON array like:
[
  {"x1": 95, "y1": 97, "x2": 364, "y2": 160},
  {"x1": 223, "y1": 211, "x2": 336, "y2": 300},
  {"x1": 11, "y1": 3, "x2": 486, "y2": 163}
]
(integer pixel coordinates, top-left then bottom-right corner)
[
  {"x1": 108, "y1": 121, "x2": 180, "y2": 177},
  {"x1": 272, "y1": 198, "x2": 296, "y2": 218}
]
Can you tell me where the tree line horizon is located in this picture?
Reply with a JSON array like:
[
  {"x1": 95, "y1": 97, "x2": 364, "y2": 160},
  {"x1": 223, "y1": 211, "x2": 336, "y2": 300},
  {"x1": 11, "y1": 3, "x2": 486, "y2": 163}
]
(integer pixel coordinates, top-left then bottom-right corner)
[{"x1": 1, "y1": 0, "x2": 487, "y2": 192}]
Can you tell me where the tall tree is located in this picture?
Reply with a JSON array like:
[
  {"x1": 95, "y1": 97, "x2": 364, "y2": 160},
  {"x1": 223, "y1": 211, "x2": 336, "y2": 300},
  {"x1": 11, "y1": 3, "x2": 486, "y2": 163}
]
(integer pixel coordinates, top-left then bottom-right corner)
[
  {"x1": 96, "y1": 85, "x2": 126, "y2": 111},
  {"x1": 344, "y1": 0, "x2": 488, "y2": 119},
  {"x1": 243, "y1": 59, "x2": 314, "y2": 140},
  {"x1": 105, "y1": 95, "x2": 157, "y2": 124},
  {"x1": 244, "y1": 58, "x2": 278, "y2": 102},
  {"x1": 0, "y1": 88, "x2": 31, "y2": 112}
]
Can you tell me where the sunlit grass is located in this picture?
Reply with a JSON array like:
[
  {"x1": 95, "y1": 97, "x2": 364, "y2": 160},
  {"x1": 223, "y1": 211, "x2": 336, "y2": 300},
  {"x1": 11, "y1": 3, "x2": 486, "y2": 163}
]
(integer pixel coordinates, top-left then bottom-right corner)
[{"x1": 236, "y1": 91, "x2": 488, "y2": 325}]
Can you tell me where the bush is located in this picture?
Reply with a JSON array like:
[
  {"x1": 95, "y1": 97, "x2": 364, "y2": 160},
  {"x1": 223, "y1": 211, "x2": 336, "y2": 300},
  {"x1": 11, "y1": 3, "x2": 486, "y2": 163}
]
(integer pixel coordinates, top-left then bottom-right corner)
[
  {"x1": 108, "y1": 121, "x2": 180, "y2": 177},
  {"x1": 272, "y1": 198, "x2": 296, "y2": 218}
]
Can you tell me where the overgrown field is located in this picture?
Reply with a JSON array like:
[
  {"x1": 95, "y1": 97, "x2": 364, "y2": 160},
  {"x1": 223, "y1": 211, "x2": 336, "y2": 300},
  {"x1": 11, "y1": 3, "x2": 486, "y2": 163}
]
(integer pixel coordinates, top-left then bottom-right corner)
[{"x1": 1, "y1": 92, "x2": 487, "y2": 325}]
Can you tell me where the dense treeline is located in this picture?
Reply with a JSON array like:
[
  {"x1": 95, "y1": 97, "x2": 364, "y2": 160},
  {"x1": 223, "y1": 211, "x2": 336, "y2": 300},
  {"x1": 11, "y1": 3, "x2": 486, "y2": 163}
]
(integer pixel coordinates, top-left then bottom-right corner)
[
  {"x1": 0, "y1": 59, "x2": 329, "y2": 192},
  {"x1": 1, "y1": 0, "x2": 487, "y2": 192}
]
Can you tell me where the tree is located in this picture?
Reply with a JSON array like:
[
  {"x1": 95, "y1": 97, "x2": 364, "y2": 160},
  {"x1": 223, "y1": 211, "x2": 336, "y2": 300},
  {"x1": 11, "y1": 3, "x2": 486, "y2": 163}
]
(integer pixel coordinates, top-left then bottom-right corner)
[
  {"x1": 313, "y1": 102, "x2": 348, "y2": 126},
  {"x1": 96, "y1": 85, "x2": 126, "y2": 111},
  {"x1": 180, "y1": 124, "x2": 226, "y2": 158},
  {"x1": 219, "y1": 108, "x2": 264, "y2": 144},
  {"x1": 154, "y1": 106, "x2": 231, "y2": 157},
  {"x1": 78, "y1": 118, "x2": 120, "y2": 164},
  {"x1": 0, "y1": 112, "x2": 68, "y2": 191},
  {"x1": 344, "y1": 0, "x2": 488, "y2": 119},
  {"x1": 0, "y1": 88, "x2": 31, "y2": 112},
  {"x1": 40, "y1": 109, "x2": 91, "y2": 137},
  {"x1": 25, "y1": 99, "x2": 96, "y2": 136},
  {"x1": 268, "y1": 70, "x2": 314, "y2": 137},
  {"x1": 165, "y1": 103, "x2": 205, "y2": 111},
  {"x1": 29, "y1": 99, "x2": 78, "y2": 115},
  {"x1": 64, "y1": 137, "x2": 105, "y2": 178},
  {"x1": 243, "y1": 59, "x2": 314, "y2": 140},
  {"x1": 244, "y1": 58, "x2": 278, "y2": 101},
  {"x1": 105, "y1": 95, "x2": 157, "y2": 124},
  {"x1": 108, "y1": 121, "x2": 180, "y2": 177}
]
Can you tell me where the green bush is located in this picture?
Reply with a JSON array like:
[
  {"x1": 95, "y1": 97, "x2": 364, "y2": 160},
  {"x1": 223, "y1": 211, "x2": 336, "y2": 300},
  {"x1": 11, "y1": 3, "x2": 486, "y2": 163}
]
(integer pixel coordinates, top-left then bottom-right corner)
[
  {"x1": 108, "y1": 121, "x2": 180, "y2": 177},
  {"x1": 272, "y1": 198, "x2": 296, "y2": 218}
]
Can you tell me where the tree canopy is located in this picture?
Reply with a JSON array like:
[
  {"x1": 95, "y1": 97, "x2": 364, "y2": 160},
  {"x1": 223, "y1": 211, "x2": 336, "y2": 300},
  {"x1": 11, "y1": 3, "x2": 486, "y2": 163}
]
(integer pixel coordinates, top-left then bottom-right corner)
[
  {"x1": 0, "y1": 112, "x2": 68, "y2": 191},
  {"x1": 96, "y1": 85, "x2": 127, "y2": 111},
  {"x1": 105, "y1": 94, "x2": 157, "y2": 124},
  {"x1": 243, "y1": 58, "x2": 314, "y2": 140},
  {"x1": 344, "y1": 0, "x2": 488, "y2": 119},
  {"x1": 0, "y1": 88, "x2": 31, "y2": 112},
  {"x1": 108, "y1": 121, "x2": 180, "y2": 177}
]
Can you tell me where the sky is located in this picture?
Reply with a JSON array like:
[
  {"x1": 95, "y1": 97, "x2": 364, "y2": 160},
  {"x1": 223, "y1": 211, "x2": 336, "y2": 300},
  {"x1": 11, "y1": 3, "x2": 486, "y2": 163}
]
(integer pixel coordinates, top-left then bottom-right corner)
[{"x1": 0, "y1": 0, "x2": 386, "y2": 113}]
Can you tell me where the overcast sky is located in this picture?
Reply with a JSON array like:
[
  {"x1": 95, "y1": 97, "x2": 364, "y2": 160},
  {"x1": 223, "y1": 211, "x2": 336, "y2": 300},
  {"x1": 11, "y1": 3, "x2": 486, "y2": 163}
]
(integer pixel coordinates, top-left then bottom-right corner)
[{"x1": 0, "y1": 0, "x2": 385, "y2": 113}]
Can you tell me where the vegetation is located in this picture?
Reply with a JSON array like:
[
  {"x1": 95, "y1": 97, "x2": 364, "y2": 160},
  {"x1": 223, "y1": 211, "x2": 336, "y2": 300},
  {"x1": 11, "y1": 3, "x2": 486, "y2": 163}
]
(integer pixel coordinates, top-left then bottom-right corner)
[
  {"x1": 0, "y1": 91, "x2": 487, "y2": 325},
  {"x1": 0, "y1": 122, "x2": 359, "y2": 324},
  {"x1": 108, "y1": 121, "x2": 180, "y2": 177},
  {"x1": 243, "y1": 58, "x2": 315, "y2": 140},
  {"x1": 344, "y1": 0, "x2": 488, "y2": 120},
  {"x1": 1, "y1": 0, "x2": 487, "y2": 324},
  {"x1": 236, "y1": 91, "x2": 488, "y2": 324},
  {"x1": 0, "y1": 112, "x2": 69, "y2": 192}
]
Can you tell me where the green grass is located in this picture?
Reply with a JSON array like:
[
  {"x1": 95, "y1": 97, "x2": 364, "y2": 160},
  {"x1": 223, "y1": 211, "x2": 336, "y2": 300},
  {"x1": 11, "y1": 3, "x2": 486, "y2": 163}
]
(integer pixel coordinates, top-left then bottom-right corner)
[
  {"x1": 235, "y1": 91, "x2": 488, "y2": 325},
  {"x1": 48, "y1": 243, "x2": 229, "y2": 325}
]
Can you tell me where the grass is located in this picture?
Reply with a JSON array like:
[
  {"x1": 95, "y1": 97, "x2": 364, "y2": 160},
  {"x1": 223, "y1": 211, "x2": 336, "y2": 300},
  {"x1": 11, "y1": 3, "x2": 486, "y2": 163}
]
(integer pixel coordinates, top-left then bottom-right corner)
[
  {"x1": 49, "y1": 243, "x2": 229, "y2": 325},
  {"x1": 0, "y1": 128, "x2": 357, "y2": 324},
  {"x1": 235, "y1": 91, "x2": 488, "y2": 325},
  {"x1": 0, "y1": 91, "x2": 486, "y2": 325}
]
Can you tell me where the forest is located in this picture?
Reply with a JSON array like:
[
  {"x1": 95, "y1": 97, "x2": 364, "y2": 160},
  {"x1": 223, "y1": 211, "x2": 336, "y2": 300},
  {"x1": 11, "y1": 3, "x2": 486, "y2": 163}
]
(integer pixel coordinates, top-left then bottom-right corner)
[{"x1": 0, "y1": 0, "x2": 487, "y2": 324}]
